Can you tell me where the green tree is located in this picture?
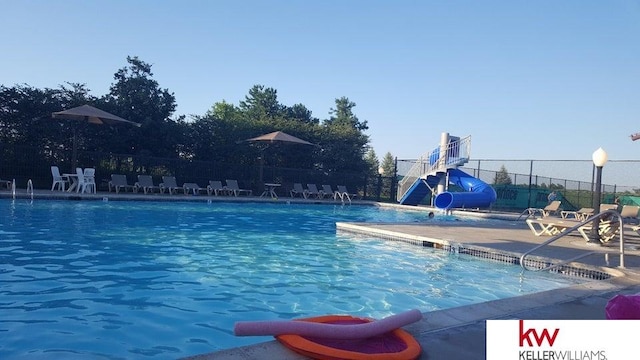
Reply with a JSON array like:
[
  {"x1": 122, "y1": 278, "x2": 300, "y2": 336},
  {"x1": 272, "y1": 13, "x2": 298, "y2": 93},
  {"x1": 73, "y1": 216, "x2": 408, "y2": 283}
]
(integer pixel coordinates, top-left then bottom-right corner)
[
  {"x1": 319, "y1": 97, "x2": 370, "y2": 178},
  {"x1": 493, "y1": 165, "x2": 512, "y2": 185},
  {"x1": 239, "y1": 85, "x2": 283, "y2": 121},
  {"x1": 380, "y1": 152, "x2": 395, "y2": 177},
  {"x1": 102, "y1": 56, "x2": 182, "y2": 158}
]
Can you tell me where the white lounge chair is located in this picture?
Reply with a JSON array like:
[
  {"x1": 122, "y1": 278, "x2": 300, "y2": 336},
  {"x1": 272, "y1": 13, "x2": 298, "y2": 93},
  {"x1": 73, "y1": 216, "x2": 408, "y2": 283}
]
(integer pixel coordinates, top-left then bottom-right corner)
[
  {"x1": 290, "y1": 183, "x2": 307, "y2": 198},
  {"x1": 306, "y1": 184, "x2": 323, "y2": 199},
  {"x1": 225, "y1": 179, "x2": 252, "y2": 197},
  {"x1": 335, "y1": 185, "x2": 358, "y2": 202},
  {"x1": 160, "y1": 176, "x2": 183, "y2": 195},
  {"x1": 525, "y1": 200, "x2": 562, "y2": 218},
  {"x1": 526, "y1": 216, "x2": 620, "y2": 243},
  {"x1": 619, "y1": 205, "x2": 640, "y2": 224},
  {"x1": 135, "y1": 175, "x2": 161, "y2": 194},
  {"x1": 50, "y1": 165, "x2": 69, "y2": 192},
  {"x1": 207, "y1": 180, "x2": 228, "y2": 196},
  {"x1": 560, "y1": 208, "x2": 594, "y2": 221},
  {"x1": 321, "y1": 185, "x2": 335, "y2": 199},
  {"x1": 109, "y1": 174, "x2": 136, "y2": 194},
  {"x1": 183, "y1": 182, "x2": 207, "y2": 195}
]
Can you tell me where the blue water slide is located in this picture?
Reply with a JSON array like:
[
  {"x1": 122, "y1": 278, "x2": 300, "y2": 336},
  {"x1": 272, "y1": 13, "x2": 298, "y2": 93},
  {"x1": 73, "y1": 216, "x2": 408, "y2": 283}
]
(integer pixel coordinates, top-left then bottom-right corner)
[{"x1": 434, "y1": 168, "x2": 497, "y2": 210}]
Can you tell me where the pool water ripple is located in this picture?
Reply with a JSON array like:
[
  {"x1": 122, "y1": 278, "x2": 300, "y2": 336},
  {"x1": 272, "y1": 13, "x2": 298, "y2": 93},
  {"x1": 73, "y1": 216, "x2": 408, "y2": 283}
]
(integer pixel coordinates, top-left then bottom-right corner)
[{"x1": 1, "y1": 200, "x2": 589, "y2": 359}]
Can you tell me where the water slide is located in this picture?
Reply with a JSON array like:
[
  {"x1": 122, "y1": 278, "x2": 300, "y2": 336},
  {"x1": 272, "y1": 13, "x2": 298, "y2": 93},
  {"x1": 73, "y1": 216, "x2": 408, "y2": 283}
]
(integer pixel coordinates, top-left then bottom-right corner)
[{"x1": 434, "y1": 168, "x2": 497, "y2": 210}]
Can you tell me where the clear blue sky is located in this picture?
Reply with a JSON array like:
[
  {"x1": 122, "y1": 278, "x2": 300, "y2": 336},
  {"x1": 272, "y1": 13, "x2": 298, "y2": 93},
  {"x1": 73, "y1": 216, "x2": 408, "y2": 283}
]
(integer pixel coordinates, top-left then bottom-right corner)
[{"x1": 2, "y1": 1, "x2": 639, "y2": 174}]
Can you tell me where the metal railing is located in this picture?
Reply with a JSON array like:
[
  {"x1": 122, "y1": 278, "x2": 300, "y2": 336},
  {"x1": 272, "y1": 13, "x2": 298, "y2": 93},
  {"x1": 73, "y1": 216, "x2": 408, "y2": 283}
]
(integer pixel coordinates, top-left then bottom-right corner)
[
  {"x1": 397, "y1": 135, "x2": 471, "y2": 202},
  {"x1": 519, "y1": 210, "x2": 625, "y2": 271}
]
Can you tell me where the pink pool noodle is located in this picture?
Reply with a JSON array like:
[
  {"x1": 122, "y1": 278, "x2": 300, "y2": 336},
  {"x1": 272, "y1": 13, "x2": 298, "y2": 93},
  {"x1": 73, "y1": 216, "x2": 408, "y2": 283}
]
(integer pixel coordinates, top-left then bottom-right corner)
[{"x1": 234, "y1": 309, "x2": 423, "y2": 339}]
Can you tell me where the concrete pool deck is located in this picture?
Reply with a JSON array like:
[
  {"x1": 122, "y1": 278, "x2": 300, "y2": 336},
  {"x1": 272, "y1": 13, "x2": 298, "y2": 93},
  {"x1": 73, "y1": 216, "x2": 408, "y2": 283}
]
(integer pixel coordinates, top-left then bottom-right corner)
[{"x1": 5, "y1": 191, "x2": 640, "y2": 359}]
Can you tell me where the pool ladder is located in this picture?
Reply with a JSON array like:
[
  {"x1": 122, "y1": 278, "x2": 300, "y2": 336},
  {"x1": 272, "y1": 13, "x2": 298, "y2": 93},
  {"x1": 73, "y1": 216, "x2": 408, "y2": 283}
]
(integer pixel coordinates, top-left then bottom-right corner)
[
  {"x1": 519, "y1": 209, "x2": 625, "y2": 271},
  {"x1": 10, "y1": 179, "x2": 34, "y2": 200}
]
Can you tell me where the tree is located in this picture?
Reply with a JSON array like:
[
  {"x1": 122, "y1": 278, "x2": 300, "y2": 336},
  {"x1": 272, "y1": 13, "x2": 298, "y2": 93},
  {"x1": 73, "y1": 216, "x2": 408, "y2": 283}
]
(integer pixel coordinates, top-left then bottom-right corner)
[
  {"x1": 102, "y1": 56, "x2": 181, "y2": 158},
  {"x1": 239, "y1": 85, "x2": 283, "y2": 121},
  {"x1": 319, "y1": 97, "x2": 370, "y2": 177},
  {"x1": 493, "y1": 165, "x2": 512, "y2": 185},
  {"x1": 380, "y1": 152, "x2": 395, "y2": 177}
]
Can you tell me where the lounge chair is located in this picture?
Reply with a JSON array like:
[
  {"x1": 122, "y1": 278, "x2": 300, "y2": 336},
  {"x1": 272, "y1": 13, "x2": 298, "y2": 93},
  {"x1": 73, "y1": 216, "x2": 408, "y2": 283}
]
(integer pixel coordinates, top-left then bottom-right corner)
[
  {"x1": 560, "y1": 208, "x2": 594, "y2": 221},
  {"x1": 525, "y1": 200, "x2": 562, "y2": 218},
  {"x1": 135, "y1": 175, "x2": 161, "y2": 194},
  {"x1": 306, "y1": 184, "x2": 323, "y2": 199},
  {"x1": 619, "y1": 205, "x2": 640, "y2": 224},
  {"x1": 290, "y1": 183, "x2": 307, "y2": 198},
  {"x1": 109, "y1": 174, "x2": 136, "y2": 194},
  {"x1": 225, "y1": 179, "x2": 252, "y2": 197},
  {"x1": 160, "y1": 176, "x2": 183, "y2": 195},
  {"x1": 183, "y1": 182, "x2": 207, "y2": 195},
  {"x1": 335, "y1": 185, "x2": 358, "y2": 202},
  {"x1": 599, "y1": 203, "x2": 619, "y2": 213},
  {"x1": 207, "y1": 180, "x2": 229, "y2": 196},
  {"x1": 526, "y1": 216, "x2": 620, "y2": 243},
  {"x1": 321, "y1": 185, "x2": 336, "y2": 199},
  {"x1": 577, "y1": 217, "x2": 620, "y2": 243},
  {"x1": 50, "y1": 165, "x2": 69, "y2": 192},
  {"x1": 526, "y1": 217, "x2": 577, "y2": 236}
]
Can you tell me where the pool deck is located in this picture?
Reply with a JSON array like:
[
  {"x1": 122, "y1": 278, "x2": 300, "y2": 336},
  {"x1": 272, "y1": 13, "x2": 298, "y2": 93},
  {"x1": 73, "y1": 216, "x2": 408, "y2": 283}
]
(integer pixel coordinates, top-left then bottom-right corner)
[{"x1": 5, "y1": 191, "x2": 640, "y2": 359}]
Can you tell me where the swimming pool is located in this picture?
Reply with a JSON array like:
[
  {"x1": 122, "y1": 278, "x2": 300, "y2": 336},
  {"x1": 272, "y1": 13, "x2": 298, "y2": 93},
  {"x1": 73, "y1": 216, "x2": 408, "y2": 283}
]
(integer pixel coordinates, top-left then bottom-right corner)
[{"x1": 0, "y1": 200, "x2": 588, "y2": 359}]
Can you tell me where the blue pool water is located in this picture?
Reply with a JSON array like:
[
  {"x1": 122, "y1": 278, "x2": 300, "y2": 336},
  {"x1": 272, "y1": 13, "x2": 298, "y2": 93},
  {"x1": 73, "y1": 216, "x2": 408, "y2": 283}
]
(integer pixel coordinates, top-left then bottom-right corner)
[{"x1": 0, "y1": 200, "x2": 587, "y2": 359}]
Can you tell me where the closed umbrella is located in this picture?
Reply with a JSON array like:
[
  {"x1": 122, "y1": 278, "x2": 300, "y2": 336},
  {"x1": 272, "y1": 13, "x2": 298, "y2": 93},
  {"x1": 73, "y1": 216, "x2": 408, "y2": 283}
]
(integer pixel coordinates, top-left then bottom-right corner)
[{"x1": 52, "y1": 104, "x2": 141, "y2": 170}]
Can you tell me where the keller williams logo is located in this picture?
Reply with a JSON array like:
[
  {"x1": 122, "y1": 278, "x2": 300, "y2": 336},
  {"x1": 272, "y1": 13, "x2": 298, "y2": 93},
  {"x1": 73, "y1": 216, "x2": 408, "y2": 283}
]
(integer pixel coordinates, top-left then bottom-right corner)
[{"x1": 519, "y1": 320, "x2": 560, "y2": 347}]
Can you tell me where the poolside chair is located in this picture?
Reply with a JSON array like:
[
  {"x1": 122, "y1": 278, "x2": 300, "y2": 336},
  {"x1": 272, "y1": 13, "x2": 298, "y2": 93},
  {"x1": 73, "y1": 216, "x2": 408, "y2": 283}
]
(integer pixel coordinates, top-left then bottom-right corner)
[
  {"x1": 183, "y1": 182, "x2": 207, "y2": 195},
  {"x1": 526, "y1": 217, "x2": 577, "y2": 236},
  {"x1": 82, "y1": 168, "x2": 97, "y2": 194},
  {"x1": 160, "y1": 176, "x2": 183, "y2": 195},
  {"x1": 306, "y1": 184, "x2": 323, "y2": 199},
  {"x1": 134, "y1": 175, "x2": 161, "y2": 194},
  {"x1": 560, "y1": 207, "x2": 594, "y2": 221},
  {"x1": 321, "y1": 184, "x2": 336, "y2": 199},
  {"x1": 599, "y1": 203, "x2": 619, "y2": 213},
  {"x1": 577, "y1": 217, "x2": 620, "y2": 243},
  {"x1": 109, "y1": 174, "x2": 136, "y2": 194},
  {"x1": 619, "y1": 205, "x2": 640, "y2": 224},
  {"x1": 335, "y1": 185, "x2": 358, "y2": 202},
  {"x1": 527, "y1": 216, "x2": 620, "y2": 243},
  {"x1": 225, "y1": 179, "x2": 252, "y2": 197},
  {"x1": 290, "y1": 183, "x2": 307, "y2": 198},
  {"x1": 207, "y1": 180, "x2": 229, "y2": 196},
  {"x1": 525, "y1": 200, "x2": 562, "y2": 218},
  {"x1": 50, "y1": 165, "x2": 69, "y2": 192}
]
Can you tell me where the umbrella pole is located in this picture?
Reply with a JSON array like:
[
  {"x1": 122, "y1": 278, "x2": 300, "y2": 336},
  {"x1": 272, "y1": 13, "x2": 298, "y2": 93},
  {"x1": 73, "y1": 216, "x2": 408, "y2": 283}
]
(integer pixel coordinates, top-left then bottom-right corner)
[
  {"x1": 71, "y1": 126, "x2": 78, "y2": 171},
  {"x1": 259, "y1": 154, "x2": 264, "y2": 188}
]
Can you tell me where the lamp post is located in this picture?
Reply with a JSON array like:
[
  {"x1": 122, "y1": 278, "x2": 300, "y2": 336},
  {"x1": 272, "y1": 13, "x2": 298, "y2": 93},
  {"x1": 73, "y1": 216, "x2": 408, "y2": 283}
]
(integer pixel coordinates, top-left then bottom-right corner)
[
  {"x1": 377, "y1": 166, "x2": 384, "y2": 202},
  {"x1": 589, "y1": 147, "x2": 608, "y2": 244}
]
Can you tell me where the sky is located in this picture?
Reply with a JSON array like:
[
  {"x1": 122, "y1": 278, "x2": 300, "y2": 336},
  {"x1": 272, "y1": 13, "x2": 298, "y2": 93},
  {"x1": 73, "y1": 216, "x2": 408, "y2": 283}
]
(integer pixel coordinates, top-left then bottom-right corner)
[{"x1": 2, "y1": 1, "x2": 640, "y2": 184}]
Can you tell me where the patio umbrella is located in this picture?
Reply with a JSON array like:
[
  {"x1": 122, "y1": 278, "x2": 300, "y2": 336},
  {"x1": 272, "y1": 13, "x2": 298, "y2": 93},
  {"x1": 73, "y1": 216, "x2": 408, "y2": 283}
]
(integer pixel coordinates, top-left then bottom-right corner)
[
  {"x1": 245, "y1": 131, "x2": 315, "y2": 145},
  {"x1": 52, "y1": 104, "x2": 141, "y2": 170},
  {"x1": 242, "y1": 131, "x2": 317, "y2": 185}
]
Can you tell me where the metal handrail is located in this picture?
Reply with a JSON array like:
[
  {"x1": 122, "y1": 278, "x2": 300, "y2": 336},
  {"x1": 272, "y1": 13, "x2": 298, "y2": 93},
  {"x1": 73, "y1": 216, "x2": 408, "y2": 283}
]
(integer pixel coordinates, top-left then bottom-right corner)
[{"x1": 519, "y1": 210, "x2": 625, "y2": 271}]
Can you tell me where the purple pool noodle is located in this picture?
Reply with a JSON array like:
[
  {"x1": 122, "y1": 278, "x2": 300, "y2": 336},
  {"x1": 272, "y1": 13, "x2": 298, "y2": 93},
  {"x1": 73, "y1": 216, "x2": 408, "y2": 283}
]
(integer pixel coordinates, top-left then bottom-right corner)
[
  {"x1": 234, "y1": 309, "x2": 423, "y2": 339},
  {"x1": 606, "y1": 294, "x2": 640, "y2": 319}
]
